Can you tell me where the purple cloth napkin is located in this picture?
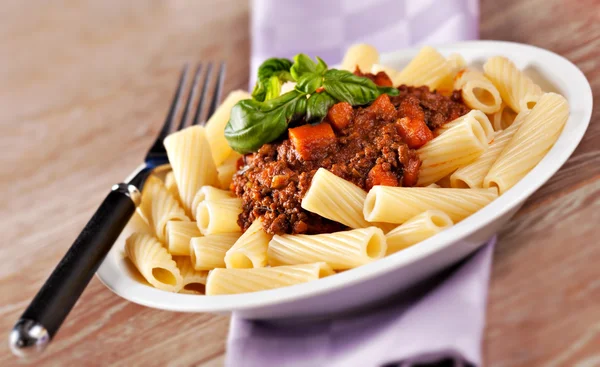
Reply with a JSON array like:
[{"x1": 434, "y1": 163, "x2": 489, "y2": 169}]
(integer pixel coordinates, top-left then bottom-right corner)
[
  {"x1": 250, "y1": 0, "x2": 479, "y2": 85},
  {"x1": 228, "y1": 1, "x2": 486, "y2": 366},
  {"x1": 227, "y1": 237, "x2": 495, "y2": 367}
]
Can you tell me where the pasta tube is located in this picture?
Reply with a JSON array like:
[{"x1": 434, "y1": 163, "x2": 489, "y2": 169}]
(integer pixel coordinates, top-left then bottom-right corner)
[
  {"x1": 454, "y1": 69, "x2": 502, "y2": 114},
  {"x1": 301, "y1": 168, "x2": 371, "y2": 229},
  {"x1": 191, "y1": 185, "x2": 234, "y2": 218},
  {"x1": 393, "y1": 46, "x2": 452, "y2": 89},
  {"x1": 225, "y1": 219, "x2": 272, "y2": 269},
  {"x1": 268, "y1": 227, "x2": 386, "y2": 270},
  {"x1": 190, "y1": 233, "x2": 240, "y2": 270},
  {"x1": 206, "y1": 263, "x2": 335, "y2": 295},
  {"x1": 165, "y1": 220, "x2": 201, "y2": 256},
  {"x1": 125, "y1": 233, "x2": 183, "y2": 292},
  {"x1": 488, "y1": 103, "x2": 517, "y2": 131},
  {"x1": 386, "y1": 210, "x2": 453, "y2": 254},
  {"x1": 174, "y1": 256, "x2": 209, "y2": 294},
  {"x1": 483, "y1": 56, "x2": 543, "y2": 113},
  {"x1": 434, "y1": 110, "x2": 494, "y2": 143},
  {"x1": 418, "y1": 112, "x2": 491, "y2": 186},
  {"x1": 217, "y1": 151, "x2": 241, "y2": 190},
  {"x1": 205, "y1": 90, "x2": 252, "y2": 166},
  {"x1": 164, "y1": 125, "x2": 219, "y2": 217},
  {"x1": 164, "y1": 171, "x2": 181, "y2": 204},
  {"x1": 450, "y1": 111, "x2": 529, "y2": 188},
  {"x1": 196, "y1": 198, "x2": 242, "y2": 235},
  {"x1": 484, "y1": 93, "x2": 569, "y2": 194},
  {"x1": 139, "y1": 175, "x2": 189, "y2": 242},
  {"x1": 341, "y1": 43, "x2": 379, "y2": 72},
  {"x1": 364, "y1": 186, "x2": 498, "y2": 224},
  {"x1": 437, "y1": 53, "x2": 467, "y2": 93}
]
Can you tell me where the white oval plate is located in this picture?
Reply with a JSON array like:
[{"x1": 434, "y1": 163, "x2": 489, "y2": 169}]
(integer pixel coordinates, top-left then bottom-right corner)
[{"x1": 97, "y1": 41, "x2": 592, "y2": 319}]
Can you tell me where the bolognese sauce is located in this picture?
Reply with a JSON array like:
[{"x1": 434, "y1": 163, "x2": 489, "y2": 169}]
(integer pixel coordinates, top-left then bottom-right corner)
[{"x1": 232, "y1": 72, "x2": 470, "y2": 235}]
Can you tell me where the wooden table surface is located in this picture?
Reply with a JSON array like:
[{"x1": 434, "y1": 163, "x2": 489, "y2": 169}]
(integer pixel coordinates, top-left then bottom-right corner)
[{"x1": 1, "y1": 0, "x2": 599, "y2": 366}]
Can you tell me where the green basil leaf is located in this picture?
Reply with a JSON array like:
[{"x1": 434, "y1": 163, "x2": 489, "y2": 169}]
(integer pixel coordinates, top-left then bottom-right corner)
[
  {"x1": 377, "y1": 86, "x2": 400, "y2": 96},
  {"x1": 252, "y1": 58, "x2": 293, "y2": 101},
  {"x1": 322, "y1": 69, "x2": 399, "y2": 105},
  {"x1": 295, "y1": 73, "x2": 323, "y2": 94},
  {"x1": 290, "y1": 54, "x2": 328, "y2": 80},
  {"x1": 322, "y1": 69, "x2": 382, "y2": 105},
  {"x1": 264, "y1": 76, "x2": 282, "y2": 101},
  {"x1": 315, "y1": 57, "x2": 328, "y2": 74},
  {"x1": 225, "y1": 90, "x2": 308, "y2": 154},
  {"x1": 306, "y1": 92, "x2": 336, "y2": 123}
]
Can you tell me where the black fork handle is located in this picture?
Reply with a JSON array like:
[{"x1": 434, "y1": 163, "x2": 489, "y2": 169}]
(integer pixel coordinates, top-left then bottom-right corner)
[{"x1": 9, "y1": 183, "x2": 140, "y2": 358}]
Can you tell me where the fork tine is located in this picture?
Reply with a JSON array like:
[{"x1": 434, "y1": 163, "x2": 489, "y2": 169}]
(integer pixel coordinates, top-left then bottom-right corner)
[
  {"x1": 206, "y1": 62, "x2": 226, "y2": 120},
  {"x1": 192, "y1": 62, "x2": 213, "y2": 126},
  {"x1": 146, "y1": 65, "x2": 189, "y2": 158},
  {"x1": 177, "y1": 63, "x2": 203, "y2": 131},
  {"x1": 158, "y1": 65, "x2": 188, "y2": 138}
]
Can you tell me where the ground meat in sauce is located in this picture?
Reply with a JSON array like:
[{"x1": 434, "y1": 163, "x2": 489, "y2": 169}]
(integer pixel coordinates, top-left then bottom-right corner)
[
  {"x1": 232, "y1": 79, "x2": 470, "y2": 235},
  {"x1": 391, "y1": 85, "x2": 470, "y2": 130}
]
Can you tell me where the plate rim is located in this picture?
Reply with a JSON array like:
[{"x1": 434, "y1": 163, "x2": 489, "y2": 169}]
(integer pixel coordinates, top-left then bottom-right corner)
[{"x1": 97, "y1": 40, "x2": 593, "y2": 313}]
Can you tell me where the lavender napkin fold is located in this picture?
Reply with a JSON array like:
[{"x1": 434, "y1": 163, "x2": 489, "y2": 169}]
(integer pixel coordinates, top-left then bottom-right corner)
[
  {"x1": 227, "y1": 238, "x2": 495, "y2": 367},
  {"x1": 250, "y1": 0, "x2": 479, "y2": 85},
  {"x1": 228, "y1": 1, "x2": 486, "y2": 366}
]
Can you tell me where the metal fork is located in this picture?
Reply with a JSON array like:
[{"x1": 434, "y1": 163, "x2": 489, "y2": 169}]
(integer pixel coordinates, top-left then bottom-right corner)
[{"x1": 9, "y1": 62, "x2": 226, "y2": 358}]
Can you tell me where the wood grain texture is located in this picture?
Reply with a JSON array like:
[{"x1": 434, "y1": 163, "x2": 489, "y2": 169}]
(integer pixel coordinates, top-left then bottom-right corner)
[{"x1": 0, "y1": 0, "x2": 598, "y2": 366}]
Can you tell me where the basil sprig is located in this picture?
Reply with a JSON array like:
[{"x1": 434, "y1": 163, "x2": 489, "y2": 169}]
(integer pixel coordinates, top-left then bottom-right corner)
[
  {"x1": 225, "y1": 54, "x2": 399, "y2": 154},
  {"x1": 251, "y1": 58, "x2": 294, "y2": 102},
  {"x1": 224, "y1": 90, "x2": 307, "y2": 154}
]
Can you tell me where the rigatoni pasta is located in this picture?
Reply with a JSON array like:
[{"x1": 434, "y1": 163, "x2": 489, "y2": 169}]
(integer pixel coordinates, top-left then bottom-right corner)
[
  {"x1": 139, "y1": 175, "x2": 189, "y2": 242},
  {"x1": 454, "y1": 69, "x2": 502, "y2": 114},
  {"x1": 417, "y1": 112, "x2": 491, "y2": 186},
  {"x1": 205, "y1": 90, "x2": 252, "y2": 166},
  {"x1": 483, "y1": 56, "x2": 543, "y2": 113},
  {"x1": 393, "y1": 46, "x2": 451, "y2": 89},
  {"x1": 450, "y1": 111, "x2": 529, "y2": 188},
  {"x1": 165, "y1": 220, "x2": 201, "y2": 256},
  {"x1": 190, "y1": 233, "x2": 240, "y2": 270},
  {"x1": 196, "y1": 198, "x2": 242, "y2": 235},
  {"x1": 125, "y1": 233, "x2": 183, "y2": 292},
  {"x1": 174, "y1": 257, "x2": 208, "y2": 294},
  {"x1": 205, "y1": 263, "x2": 334, "y2": 296},
  {"x1": 217, "y1": 151, "x2": 242, "y2": 190},
  {"x1": 191, "y1": 185, "x2": 234, "y2": 218},
  {"x1": 268, "y1": 227, "x2": 386, "y2": 270},
  {"x1": 164, "y1": 126, "x2": 219, "y2": 217},
  {"x1": 364, "y1": 186, "x2": 498, "y2": 224},
  {"x1": 484, "y1": 93, "x2": 569, "y2": 193},
  {"x1": 164, "y1": 171, "x2": 181, "y2": 204},
  {"x1": 341, "y1": 43, "x2": 379, "y2": 72},
  {"x1": 434, "y1": 110, "x2": 494, "y2": 143},
  {"x1": 386, "y1": 210, "x2": 453, "y2": 254},
  {"x1": 437, "y1": 53, "x2": 467, "y2": 93},
  {"x1": 489, "y1": 103, "x2": 517, "y2": 131},
  {"x1": 301, "y1": 168, "x2": 371, "y2": 229},
  {"x1": 225, "y1": 219, "x2": 272, "y2": 269}
]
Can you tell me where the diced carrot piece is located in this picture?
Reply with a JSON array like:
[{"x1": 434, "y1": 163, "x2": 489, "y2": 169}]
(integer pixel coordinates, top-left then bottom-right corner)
[
  {"x1": 396, "y1": 117, "x2": 434, "y2": 149},
  {"x1": 327, "y1": 102, "x2": 353, "y2": 131},
  {"x1": 395, "y1": 96, "x2": 433, "y2": 148},
  {"x1": 402, "y1": 157, "x2": 421, "y2": 187},
  {"x1": 366, "y1": 94, "x2": 397, "y2": 121},
  {"x1": 367, "y1": 164, "x2": 398, "y2": 190},
  {"x1": 289, "y1": 123, "x2": 336, "y2": 161},
  {"x1": 373, "y1": 71, "x2": 393, "y2": 87}
]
